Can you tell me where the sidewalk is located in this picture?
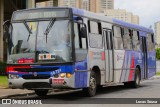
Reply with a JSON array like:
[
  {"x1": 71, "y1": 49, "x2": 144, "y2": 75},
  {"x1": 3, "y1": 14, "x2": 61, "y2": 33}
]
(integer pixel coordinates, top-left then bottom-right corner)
[
  {"x1": 0, "y1": 88, "x2": 34, "y2": 98},
  {"x1": 150, "y1": 75, "x2": 160, "y2": 80}
]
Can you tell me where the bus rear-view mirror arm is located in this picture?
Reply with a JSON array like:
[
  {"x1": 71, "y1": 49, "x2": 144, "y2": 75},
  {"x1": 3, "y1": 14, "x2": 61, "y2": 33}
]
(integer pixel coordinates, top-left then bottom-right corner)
[
  {"x1": 80, "y1": 26, "x2": 87, "y2": 38},
  {"x1": 3, "y1": 20, "x2": 10, "y2": 42}
]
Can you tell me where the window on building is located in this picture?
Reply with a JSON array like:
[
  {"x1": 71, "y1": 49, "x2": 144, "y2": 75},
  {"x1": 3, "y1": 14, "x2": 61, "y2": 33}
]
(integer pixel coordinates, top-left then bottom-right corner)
[{"x1": 113, "y1": 26, "x2": 123, "y2": 49}]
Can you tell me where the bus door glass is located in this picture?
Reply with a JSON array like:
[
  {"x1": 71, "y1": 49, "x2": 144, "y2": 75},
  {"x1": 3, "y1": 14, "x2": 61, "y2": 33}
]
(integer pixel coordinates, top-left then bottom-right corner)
[
  {"x1": 141, "y1": 36, "x2": 148, "y2": 79},
  {"x1": 104, "y1": 29, "x2": 114, "y2": 82}
]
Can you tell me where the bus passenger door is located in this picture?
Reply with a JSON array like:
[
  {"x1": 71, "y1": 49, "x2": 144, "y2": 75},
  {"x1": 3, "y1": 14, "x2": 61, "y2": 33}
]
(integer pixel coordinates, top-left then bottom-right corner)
[
  {"x1": 104, "y1": 29, "x2": 114, "y2": 82},
  {"x1": 141, "y1": 37, "x2": 148, "y2": 79}
]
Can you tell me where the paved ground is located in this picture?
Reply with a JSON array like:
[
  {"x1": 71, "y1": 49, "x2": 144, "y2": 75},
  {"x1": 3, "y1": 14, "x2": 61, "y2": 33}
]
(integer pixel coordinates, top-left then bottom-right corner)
[
  {"x1": 1, "y1": 78, "x2": 160, "y2": 101},
  {"x1": 0, "y1": 89, "x2": 33, "y2": 98},
  {"x1": 0, "y1": 76, "x2": 159, "y2": 99},
  {"x1": 1, "y1": 79, "x2": 160, "y2": 107},
  {"x1": 0, "y1": 77, "x2": 160, "y2": 107}
]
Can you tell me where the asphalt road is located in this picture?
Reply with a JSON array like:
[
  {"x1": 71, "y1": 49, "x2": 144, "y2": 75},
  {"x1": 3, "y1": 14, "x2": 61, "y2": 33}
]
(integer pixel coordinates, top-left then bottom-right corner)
[
  {"x1": 3, "y1": 79, "x2": 160, "y2": 105},
  {"x1": 1, "y1": 79, "x2": 160, "y2": 107}
]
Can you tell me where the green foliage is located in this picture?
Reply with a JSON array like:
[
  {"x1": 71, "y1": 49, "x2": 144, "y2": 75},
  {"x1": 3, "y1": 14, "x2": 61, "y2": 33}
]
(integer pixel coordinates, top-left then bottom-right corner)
[
  {"x1": 0, "y1": 76, "x2": 8, "y2": 88},
  {"x1": 156, "y1": 48, "x2": 160, "y2": 60},
  {"x1": 0, "y1": 62, "x2": 7, "y2": 75},
  {"x1": 156, "y1": 72, "x2": 160, "y2": 76}
]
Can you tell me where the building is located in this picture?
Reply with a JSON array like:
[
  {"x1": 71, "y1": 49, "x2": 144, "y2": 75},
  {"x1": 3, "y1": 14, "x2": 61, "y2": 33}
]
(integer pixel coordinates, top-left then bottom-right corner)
[
  {"x1": 36, "y1": 0, "x2": 58, "y2": 7},
  {"x1": 99, "y1": 0, "x2": 114, "y2": 12},
  {"x1": 155, "y1": 21, "x2": 160, "y2": 47},
  {"x1": 0, "y1": 0, "x2": 37, "y2": 62},
  {"x1": 104, "y1": 9, "x2": 139, "y2": 24},
  {"x1": 36, "y1": 1, "x2": 48, "y2": 7},
  {"x1": 132, "y1": 15, "x2": 139, "y2": 25},
  {"x1": 36, "y1": 0, "x2": 114, "y2": 13},
  {"x1": 82, "y1": 0, "x2": 89, "y2": 10},
  {"x1": 0, "y1": 0, "x2": 3, "y2": 61},
  {"x1": 58, "y1": 0, "x2": 81, "y2": 8},
  {"x1": 89, "y1": 0, "x2": 114, "y2": 13}
]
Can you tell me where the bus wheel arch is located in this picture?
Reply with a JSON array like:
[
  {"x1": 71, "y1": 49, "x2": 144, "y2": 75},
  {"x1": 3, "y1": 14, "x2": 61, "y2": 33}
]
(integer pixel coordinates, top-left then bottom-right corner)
[
  {"x1": 82, "y1": 66, "x2": 101, "y2": 97},
  {"x1": 136, "y1": 65, "x2": 141, "y2": 80},
  {"x1": 92, "y1": 66, "x2": 101, "y2": 86},
  {"x1": 124, "y1": 65, "x2": 141, "y2": 88}
]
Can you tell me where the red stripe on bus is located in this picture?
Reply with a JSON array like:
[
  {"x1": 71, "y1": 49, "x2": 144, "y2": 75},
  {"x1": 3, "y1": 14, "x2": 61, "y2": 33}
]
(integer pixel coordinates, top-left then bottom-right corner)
[{"x1": 129, "y1": 55, "x2": 135, "y2": 81}]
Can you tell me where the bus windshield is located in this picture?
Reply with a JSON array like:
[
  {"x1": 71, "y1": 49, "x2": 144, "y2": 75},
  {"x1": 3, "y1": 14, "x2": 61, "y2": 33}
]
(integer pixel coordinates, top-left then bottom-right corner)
[{"x1": 9, "y1": 20, "x2": 72, "y2": 63}]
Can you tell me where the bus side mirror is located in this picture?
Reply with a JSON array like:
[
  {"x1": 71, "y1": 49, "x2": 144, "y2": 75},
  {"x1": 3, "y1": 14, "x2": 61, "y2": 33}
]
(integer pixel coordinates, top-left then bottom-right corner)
[
  {"x1": 3, "y1": 31, "x2": 8, "y2": 42},
  {"x1": 80, "y1": 27, "x2": 87, "y2": 38},
  {"x1": 3, "y1": 20, "x2": 11, "y2": 42}
]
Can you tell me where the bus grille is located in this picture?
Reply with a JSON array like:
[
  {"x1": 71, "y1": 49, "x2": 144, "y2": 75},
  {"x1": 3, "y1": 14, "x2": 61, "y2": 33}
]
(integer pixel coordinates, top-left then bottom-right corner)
[
  {"x1": 22, "y1": 74, "x2": 50, "y2": 79},
  {"x1": 23, "y1": 82, "x2": 51, "y2": 89},
  {"x1": 14, "y1": 67, "x2": 59, "y2": 72}
]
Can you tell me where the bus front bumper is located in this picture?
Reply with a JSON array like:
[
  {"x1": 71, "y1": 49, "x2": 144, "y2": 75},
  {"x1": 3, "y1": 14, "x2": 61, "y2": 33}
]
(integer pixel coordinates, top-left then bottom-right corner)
[{"x1": 8, "y1": 76, "x2": 75, "y2": 90}]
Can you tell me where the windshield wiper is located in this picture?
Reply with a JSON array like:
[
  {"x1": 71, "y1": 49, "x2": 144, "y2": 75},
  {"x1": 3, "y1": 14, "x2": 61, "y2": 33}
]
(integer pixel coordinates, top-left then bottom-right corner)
[
  {"x1": 23, "y1": 20, "x2": 32, "y2": 42},
  {"x1": 44, "y1": 18, "x2": 56, "y2": 43}
]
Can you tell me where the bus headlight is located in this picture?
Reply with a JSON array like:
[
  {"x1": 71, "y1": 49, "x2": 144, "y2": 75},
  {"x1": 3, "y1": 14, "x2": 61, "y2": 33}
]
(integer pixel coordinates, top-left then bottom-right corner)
[
  {"x1": 66, "y1": 73, "x2": 72, "y2": 78},
  {"x1": 60, "y1": 73, "x2": 66, "y2": 78},
  {"x1": 9, "y1": 74, "x2": 19, "y2": 79}
]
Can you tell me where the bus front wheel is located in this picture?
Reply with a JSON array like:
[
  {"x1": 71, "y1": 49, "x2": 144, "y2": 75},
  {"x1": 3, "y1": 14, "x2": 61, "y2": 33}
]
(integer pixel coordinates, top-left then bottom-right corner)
[
  {"x1": 35, "y1": 90, "x2": 48, "y2": 96},
  {"x1": 83, "y1": 71, "x2": 97, "y2": 97}
]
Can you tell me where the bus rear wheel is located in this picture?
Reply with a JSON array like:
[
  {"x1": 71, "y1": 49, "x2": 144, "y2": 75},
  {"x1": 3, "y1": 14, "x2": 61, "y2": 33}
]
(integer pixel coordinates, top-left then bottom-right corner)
[
  {"x1": 124, "y1": 68, "x2": 140, "y2": 88},
  {"x1": 83, "y1": 71, "x2": 97, "y2": 97},
  {"x1": 35, "y1": 89, "x2": 48, "y2": 96}
]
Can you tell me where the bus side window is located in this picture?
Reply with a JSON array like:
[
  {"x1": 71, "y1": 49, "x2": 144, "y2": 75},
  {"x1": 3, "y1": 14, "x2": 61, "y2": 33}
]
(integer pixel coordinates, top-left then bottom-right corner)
[
  {"x1": 147, "y1": 33, "x2": 154, "y2": 52},
  {"x1": 113, "y1": 26, "x2": 123, "y2": 50},
  {"x1": 88, "y1": 20, "x2": 103, "y2": 48},
  {"x1": 123, "y1": 28, "x2": 132, "y2": 50},
  {"x1": 74, "y1": 23, "x2": 87, "y2": 49},
  {"x1": 132, "y1": 30, "x2": 140, "y2": 51}
]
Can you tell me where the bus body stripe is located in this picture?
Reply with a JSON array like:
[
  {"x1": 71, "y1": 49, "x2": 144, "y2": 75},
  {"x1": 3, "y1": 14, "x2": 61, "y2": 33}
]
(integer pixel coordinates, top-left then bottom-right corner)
[{"x1": 128, "y1": 54, "x2": 135, "y2": 81}]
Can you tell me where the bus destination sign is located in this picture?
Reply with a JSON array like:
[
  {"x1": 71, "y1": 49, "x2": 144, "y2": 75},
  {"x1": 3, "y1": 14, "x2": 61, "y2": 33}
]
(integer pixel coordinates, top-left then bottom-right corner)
[{"x1": 12, "y1": 9, "x2": 69, "y2": 21}]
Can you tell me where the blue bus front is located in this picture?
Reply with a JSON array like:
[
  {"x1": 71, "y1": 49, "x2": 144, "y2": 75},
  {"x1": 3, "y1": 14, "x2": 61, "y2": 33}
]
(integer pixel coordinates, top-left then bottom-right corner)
[{"x1": 7, "y1": 8, "x2": 88, "y2": 90}]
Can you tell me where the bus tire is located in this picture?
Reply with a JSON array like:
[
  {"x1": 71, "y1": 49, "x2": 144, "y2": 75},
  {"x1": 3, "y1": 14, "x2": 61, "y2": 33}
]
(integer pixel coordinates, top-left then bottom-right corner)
[
  {"x1": 124, "y1": 68, "x2": 140, "y2": 88},
  {"x1": 131, "y1": 68, "x2": 141, "y2": 88},
  {"x1": 35, "y1": 90, "x2": 48, "y2": 96},
  {"x1": 83, "y1": 71, "x2": 97, "y2": 97}
]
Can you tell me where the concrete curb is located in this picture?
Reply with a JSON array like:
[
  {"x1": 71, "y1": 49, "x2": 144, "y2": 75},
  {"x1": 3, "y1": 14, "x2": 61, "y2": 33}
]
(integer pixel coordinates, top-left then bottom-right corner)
[
  {"x1": 0, "y1": 89, "x2": 66, "y2": 99},
  {"x1": 0, "y1": 92, "x2": 35, "y2": 99},
  {"x1": 149, "y1": 76, "x2": 160, "y2": 80},
  {"x1": 0, "y1": 87, "x2": 7, "y2": 89}
]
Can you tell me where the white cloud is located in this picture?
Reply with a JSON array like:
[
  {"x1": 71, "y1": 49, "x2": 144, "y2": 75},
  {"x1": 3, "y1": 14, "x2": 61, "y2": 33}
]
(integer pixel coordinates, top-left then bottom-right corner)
[{"x1": 115, "y1": 0, "x2": 160, "y2": 28}]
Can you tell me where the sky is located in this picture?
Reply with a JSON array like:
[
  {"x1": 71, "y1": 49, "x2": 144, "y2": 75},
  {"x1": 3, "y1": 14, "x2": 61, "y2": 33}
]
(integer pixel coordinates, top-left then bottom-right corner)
[{"x1": 115, "y1": 0, "x2": 160, "y2": 29}]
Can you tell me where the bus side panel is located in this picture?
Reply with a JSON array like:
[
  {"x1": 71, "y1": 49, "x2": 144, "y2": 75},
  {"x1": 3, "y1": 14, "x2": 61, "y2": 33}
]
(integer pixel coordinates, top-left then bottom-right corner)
[
  {"x1": 132, "y1": 51, "x2": 143, "y2": 80},
  {"x1": 114, "y1": 50, "x2": 125, "y2": 83},
  {"x1": 147, "y1": 50, "x2": 156, "y2": 78},
  {"x1": 115, "y1": 50, "x2": 141, "y2": 83},
  {"x1": 74, "y1": 58, "x2": 89, "y2": 88},
  {"x1": 74, "y1": 71, "x2": 88, "y2": 88},
  {"x1": 117, "y1": 50, "x2": 134, "y2": 83}
]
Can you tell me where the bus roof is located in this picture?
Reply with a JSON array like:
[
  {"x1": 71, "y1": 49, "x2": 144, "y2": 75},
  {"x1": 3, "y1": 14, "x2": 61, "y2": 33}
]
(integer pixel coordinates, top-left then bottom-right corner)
[
  {"x1": 72, "y1": 7, "x2": 153, "y2": 34},
  {"x1": 12, "y1": 7, "x2": 153, "y2": 34}
]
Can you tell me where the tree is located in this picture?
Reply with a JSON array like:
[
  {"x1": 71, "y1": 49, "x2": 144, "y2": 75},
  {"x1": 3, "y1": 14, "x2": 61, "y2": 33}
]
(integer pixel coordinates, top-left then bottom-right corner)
[{"x1": 156, "y1": 48, "x2": 160, "y2": 60}]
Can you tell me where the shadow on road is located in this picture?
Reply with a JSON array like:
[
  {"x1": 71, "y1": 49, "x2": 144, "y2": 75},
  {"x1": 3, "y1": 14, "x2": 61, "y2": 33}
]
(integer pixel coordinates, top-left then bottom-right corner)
[{"x1": 18, "y1": 84, "x2": 148, "y2": 101}]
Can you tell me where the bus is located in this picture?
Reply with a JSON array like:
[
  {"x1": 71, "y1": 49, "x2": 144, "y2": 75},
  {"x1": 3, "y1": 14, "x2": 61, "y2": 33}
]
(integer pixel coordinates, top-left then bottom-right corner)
[{"x1": 3, "y1": 7, "x2": 156, "y2": 97}]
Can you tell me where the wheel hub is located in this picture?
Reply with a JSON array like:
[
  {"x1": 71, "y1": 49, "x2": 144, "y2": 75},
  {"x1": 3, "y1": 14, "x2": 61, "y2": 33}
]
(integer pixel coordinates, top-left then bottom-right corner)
[{"x1": 90, "y1": 77, "x2": 96, "y2": 90}]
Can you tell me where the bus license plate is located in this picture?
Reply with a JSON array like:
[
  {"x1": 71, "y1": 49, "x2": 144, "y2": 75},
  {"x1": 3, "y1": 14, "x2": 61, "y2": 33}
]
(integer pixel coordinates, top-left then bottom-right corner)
[{"x1": 52, "y1": 79, "x2": 64, "y2": 84}]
